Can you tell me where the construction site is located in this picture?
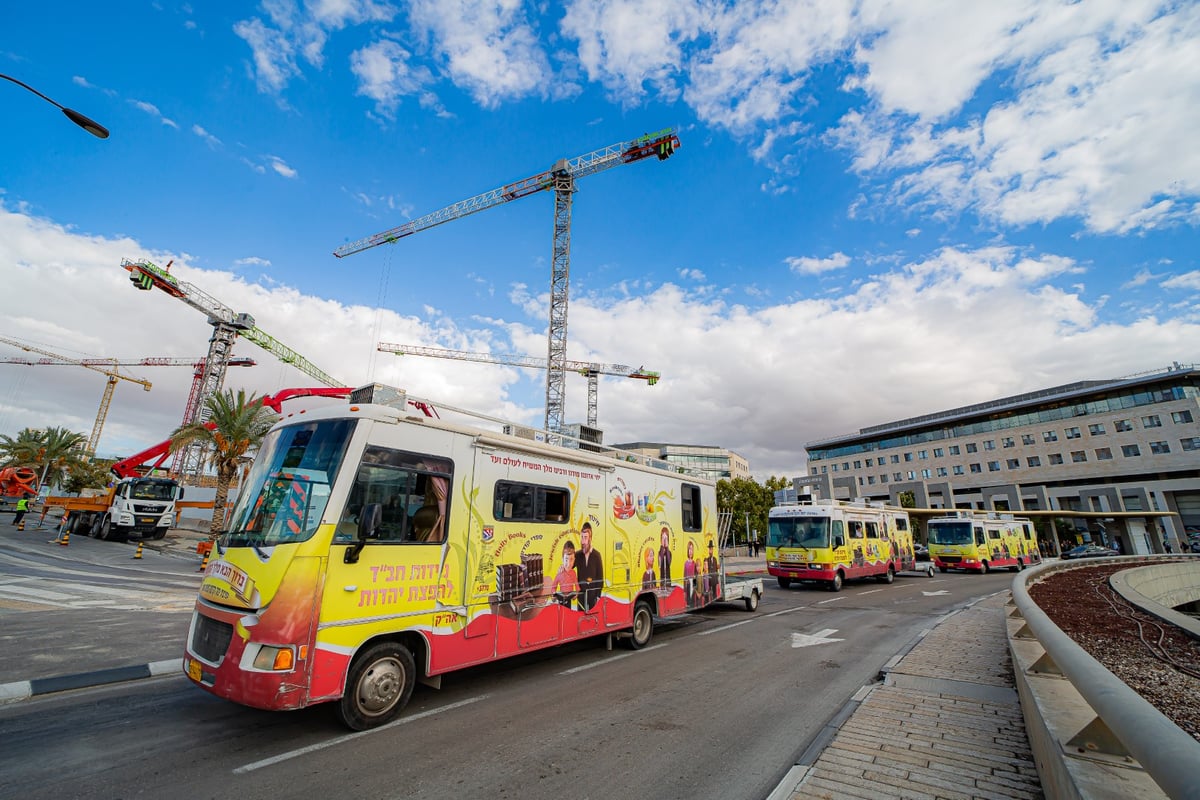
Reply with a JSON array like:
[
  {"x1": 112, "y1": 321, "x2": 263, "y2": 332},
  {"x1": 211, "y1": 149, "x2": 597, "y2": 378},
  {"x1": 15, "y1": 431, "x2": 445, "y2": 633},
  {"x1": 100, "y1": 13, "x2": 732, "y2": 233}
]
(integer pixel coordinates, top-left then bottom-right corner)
[{"x1": 0, "y1": 129, "x2": 683, "y2": 532}]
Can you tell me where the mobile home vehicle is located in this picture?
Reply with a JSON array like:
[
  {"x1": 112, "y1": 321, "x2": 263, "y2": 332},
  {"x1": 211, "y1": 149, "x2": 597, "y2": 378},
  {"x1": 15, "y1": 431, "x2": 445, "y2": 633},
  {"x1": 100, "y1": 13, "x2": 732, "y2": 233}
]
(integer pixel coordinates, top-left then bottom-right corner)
[
  {"x1": 927, "y1": 511, "x2": 1040, "y2": 573},
  {"x1": 766, "y1": 500, "x2": 915, "y2": 591},
  {"x1": 184, "y1": 386, "x2": 726, "y2": 729}
]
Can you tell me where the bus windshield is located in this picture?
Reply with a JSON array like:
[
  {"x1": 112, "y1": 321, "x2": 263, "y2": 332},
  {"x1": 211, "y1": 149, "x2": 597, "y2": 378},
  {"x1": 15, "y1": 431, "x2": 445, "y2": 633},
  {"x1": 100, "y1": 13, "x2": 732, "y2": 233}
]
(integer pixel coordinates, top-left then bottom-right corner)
[
  {"x1": 928, "y1": 521, "x2": 973, "y2": 546},
  {"x1": 768, "y1": 516, "x2": 830, "y2": 549},
  {"x1": 223, "y1": 419, "x2": 356, "y2": 547}
]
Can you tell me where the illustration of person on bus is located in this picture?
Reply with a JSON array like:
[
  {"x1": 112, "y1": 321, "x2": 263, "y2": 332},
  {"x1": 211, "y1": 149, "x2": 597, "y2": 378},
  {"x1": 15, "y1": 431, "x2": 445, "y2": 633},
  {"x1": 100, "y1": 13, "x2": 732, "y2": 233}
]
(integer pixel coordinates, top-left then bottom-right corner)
[
  {"x1": 657, "y1": 525, "x2": 672, "y2": 590},
  {"x1": 576, "y1": 521, "x2": 604, "y2": 611},
  {"x1": 551, "y1": 540, "x2": 580, "y2": 609},
  {"x1": 684, "y1": 540, "x2": 699, "y2": 607},
  {"x1": 641, "y1": 547, "x2": 657, "y2": 590}
]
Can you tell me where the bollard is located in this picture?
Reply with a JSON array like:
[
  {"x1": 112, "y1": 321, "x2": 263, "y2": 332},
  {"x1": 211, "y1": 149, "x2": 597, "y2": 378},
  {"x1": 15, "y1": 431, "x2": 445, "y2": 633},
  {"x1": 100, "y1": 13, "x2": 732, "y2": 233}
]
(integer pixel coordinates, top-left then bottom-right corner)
[
  {"x1": 16, "y1": 518, "x2": 24, "y2": 531},
  {"x1": 197, "y1": 549, "x2": 210, "y2": 572},
  {"x1": 133, "y1": 541, "x2": 144, "y2": 559},
  {"x1": 59, "y1": 529, "x2": 70, "y2": 547}
]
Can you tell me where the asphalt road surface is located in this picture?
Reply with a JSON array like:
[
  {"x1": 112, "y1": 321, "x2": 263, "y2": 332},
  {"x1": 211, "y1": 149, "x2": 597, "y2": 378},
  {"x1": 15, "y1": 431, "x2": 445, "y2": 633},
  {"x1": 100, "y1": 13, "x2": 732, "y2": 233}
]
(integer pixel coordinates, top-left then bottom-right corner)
[{"x1": 0, "y1": 541, "x2": 1016, "y2": 800}]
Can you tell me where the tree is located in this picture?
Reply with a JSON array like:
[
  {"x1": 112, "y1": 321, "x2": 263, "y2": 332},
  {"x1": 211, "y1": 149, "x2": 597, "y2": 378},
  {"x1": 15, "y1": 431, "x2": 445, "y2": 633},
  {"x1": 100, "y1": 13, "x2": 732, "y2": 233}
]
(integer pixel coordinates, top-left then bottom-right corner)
[
  {"x1": 169, "y1": 389, "x2": 278, "y2": 538},
  {"x1": 0, "y1": 426, "x2": 88, "y2": 492},
  {"x1": 62, "y1": 457, "x2": 116, "y2": 495},
  {"x1": 717, "y1": 477, "x2": 776, "y2": 546}
]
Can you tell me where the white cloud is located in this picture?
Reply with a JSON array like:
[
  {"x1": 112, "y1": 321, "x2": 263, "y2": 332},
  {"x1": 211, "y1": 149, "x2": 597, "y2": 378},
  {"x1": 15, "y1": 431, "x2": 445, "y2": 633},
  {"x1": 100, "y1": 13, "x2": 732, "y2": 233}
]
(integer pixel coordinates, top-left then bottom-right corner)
[
  {"x1": 192, "y1": 124, "x2": 222, "y2": 147},
  {"x1": 234, "y1": 256, "x2": 271, "y2": 267},
  {"x1": 1162, "y1": 270, "x2": 1200, "y2": 291},
  {"x1": 678, "y1": 267, "x2": 706, "y2": 281},
  {"x1": 130, "y1": 99, "x2": 178, "y2": 129},
  {"x1": 786, "y1": 252, "x2": 850, "y2": 275},
  {"x1": 349, "y1": 39, "x2": 435, "y2": 116},
  {"x1": 407, "y1": 0, "x2": 552, "y2": 107},
  {"x1": 267, "y1": 156, "x2": 298, "y2": 179}
]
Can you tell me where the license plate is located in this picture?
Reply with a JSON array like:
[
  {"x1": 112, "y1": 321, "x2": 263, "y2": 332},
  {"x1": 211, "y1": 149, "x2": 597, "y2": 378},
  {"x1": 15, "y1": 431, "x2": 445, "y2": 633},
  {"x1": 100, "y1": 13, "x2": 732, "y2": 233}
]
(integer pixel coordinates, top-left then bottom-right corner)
[
  {"x1": 137, "y1": 517, "x2": 156, "y2": 525},
  {"x1": 186, "y1": 658, "x2": 202, "y2": 681}
]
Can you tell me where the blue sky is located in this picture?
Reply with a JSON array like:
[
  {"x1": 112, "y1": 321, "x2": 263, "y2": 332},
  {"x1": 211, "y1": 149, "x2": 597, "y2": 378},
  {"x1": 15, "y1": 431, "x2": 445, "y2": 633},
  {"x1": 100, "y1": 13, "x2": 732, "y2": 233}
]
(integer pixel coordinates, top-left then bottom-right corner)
[{"x1": 2, "y1": 1, "x2": 1198, "y2": 478}]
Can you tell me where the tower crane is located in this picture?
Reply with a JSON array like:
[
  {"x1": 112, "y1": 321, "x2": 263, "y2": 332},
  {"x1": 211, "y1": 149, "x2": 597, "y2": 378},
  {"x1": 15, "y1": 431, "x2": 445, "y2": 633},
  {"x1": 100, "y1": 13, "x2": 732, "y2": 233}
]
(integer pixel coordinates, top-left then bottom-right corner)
[
  {"x1": 335, "y1": 128, "x2": 680, "y2": 440},
  {"x1": 0, "y1": 335, "x2": 152, "y2": 456},
  {"x1": 122, "y1": 258, "x2": 345, "y2": 477},
  {"x1": 377, "y1": 342, "x2": 659, "y2": 428}
]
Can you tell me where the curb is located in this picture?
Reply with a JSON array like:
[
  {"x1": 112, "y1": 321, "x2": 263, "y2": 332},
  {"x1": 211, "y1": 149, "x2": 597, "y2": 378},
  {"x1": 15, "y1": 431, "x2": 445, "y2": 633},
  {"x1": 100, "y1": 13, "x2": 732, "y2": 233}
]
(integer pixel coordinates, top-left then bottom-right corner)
[{"x1": 0, "y1": 659, "x2": 179, "y2": 704}]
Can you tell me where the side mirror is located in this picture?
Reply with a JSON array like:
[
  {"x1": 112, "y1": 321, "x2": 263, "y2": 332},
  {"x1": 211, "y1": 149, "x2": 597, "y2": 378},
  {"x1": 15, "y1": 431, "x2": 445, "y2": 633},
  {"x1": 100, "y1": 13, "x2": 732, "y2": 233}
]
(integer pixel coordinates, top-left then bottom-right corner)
[
  {"x1": 177, "y1": 486, "x2": 185, "y2": 500},
  {"x1": 834, "y1": 535, "x2": 845, "y2": 549},
  {"x1": 344, "y1": 503, "x2": 383, "y2": 564}
]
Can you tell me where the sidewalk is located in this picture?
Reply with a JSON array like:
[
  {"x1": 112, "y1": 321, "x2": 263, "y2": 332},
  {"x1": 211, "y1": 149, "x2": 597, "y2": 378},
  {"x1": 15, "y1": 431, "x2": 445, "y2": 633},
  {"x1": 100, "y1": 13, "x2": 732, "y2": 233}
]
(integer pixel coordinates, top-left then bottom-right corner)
[{"x1": 772, "y1": 591, "x2": 1043, "y2": 799}]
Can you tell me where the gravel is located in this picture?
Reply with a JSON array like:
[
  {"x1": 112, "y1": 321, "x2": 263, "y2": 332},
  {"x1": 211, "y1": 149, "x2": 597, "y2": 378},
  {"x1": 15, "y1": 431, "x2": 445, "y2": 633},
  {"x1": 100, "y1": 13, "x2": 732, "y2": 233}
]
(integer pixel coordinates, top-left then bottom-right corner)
[{"x1": 1028, "y1": 560, "x2": 1200, "y2": 743}]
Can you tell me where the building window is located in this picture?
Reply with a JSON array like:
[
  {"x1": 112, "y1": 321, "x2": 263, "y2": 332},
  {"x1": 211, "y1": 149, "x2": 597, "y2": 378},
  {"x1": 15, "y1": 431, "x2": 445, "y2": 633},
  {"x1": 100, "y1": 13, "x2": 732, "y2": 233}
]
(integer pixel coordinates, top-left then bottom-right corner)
[
  {"x1": 921, "y1": 469, "x2": 931, "y2": 479},
  {"x1": 907, "y1": 471, "x2": 916, "y2": 480},
  {"x1": 1095, "y1": 448, "x2": 1113, "y2": 460},
  {"x1": 867, "y1": 475, "x2": 876, "y2": 485},
  {"x1": 1181, "y1": 437, "x2": 1200, "y2": 451},
  {"x1": 819, "y1": 466, "x2": 826, "y2": 473},
  {"x1": 933, "y1": 447, "x2": 944, "y2": 457},
  {"x1": 983, "y1": 440, "x2": 996, "y2": 450},
  {"x1": 1114, "y1": 419, "x2": 1133, "y2": 432},
  {"x1": 831, "y1": 464, "x2": 838, "y2": 472},
  {"x1": 1002, "y1": 437, "x2": 1015, "y2": 448},
  {"x1": 1021, "y1": 434, "x2": 1035, "y2": 445},
  {"x1": 880, "y1": 474, "x2": 888, "y2": 483},
  {"x1": 1070, "y1": 450, "x2": 1087, "y2": 463},
  {"x1": 1027, "y1": 456, "x2": 1041, "y2": 467},
  {"x1": 987, "y1": 461, "x2": 1000, "y2": 472},
  {"x1": 1006, "y1": 458, "x2": 1020, "y2": 469},
  {"x1": 953, "y1": 465, "x2": 964, "y2": 475},
  {"x1": 893, "y1": 472, "x2": 902, "y2": 481},
  {"x1": 966, "y1": 443, "x2": 978, "y2": 454},
  {"x1": 949, "y1": 445, "x2": 960, "y2": 455},
  {"x1": 1065, "y1": 426, "x2": 1081, "y2": 439},
  {"x1": 891, "y1": 455, "x2": 900, "y2": 464},
  {"x1": 1173, "y1": 410, "x2": 1194, "y2": 424},
  {"x1": 1043, "y1": 431, "x2": 1058, "y2": 443},
  {"x1": 842, "y1": 462, "x2": 850, "y2": 471},
  {"x1": 1149, "y1": 441, "x2": 1170, "y2": 454},
  {"x1": 1121, "y1": 444, "x2": 1141, "y2": 457},
  {"x1": 1088, "y1": 423, "x2": 1105, "y2": 436},
  {"x1": 865, "y1": 458, "x2": 873, "y2": 467},
  {"x1": 904, "y1": 452, "x2": 913, "y2": 462},
  {"x1": 853, "y1": 460, "x2": 862, "y2": 469},
  {"x1": 918, "y1": 450, "x2": 928, "y2": 459},
  {"x1": 1141, "y1": 414, "x2": 1162, "y2": 428},
  {"x1": 969, "y1": 463, "x2": 982, "y2": 474},
  {"x1": 936, "y1": 467, "x2": 948, "y2": 477},
  {"x1": 1049, "y1": 453, "x2": 1064, "y2": 464}
]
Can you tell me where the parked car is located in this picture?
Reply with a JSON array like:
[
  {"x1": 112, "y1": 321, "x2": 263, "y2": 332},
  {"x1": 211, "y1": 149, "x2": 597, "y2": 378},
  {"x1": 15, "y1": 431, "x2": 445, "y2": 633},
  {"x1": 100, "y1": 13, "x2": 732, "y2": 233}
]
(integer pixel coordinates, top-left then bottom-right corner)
[
  {"x1": 914, "y1": 543, "x2": 930, "y2": 562},
  {"x1": 1060, "y1": 544, "x2": 1114, "y2": 560}
]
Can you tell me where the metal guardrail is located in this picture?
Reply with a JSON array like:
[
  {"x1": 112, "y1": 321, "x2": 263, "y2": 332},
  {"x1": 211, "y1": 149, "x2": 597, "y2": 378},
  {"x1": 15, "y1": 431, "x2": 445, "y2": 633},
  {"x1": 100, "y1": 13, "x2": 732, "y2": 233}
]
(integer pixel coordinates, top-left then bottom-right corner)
[{"x1": 1011, "y1": 557, "x2": 1200, "y2": 800}]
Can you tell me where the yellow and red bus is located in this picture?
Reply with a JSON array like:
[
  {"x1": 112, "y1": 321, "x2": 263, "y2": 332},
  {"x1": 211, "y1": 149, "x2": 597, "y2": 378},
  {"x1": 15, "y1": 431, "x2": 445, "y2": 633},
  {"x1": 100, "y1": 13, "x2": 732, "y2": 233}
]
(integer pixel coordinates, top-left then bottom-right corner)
[
  {"x1": 927, "y1": 511, "x2": 1041, "y2": 573},
  {"x1": 766, "y1": 500, "x2": 915, "y2": 591},
  {"x1": 183, "y1": 386, "x2": 722, "y2": 729}
]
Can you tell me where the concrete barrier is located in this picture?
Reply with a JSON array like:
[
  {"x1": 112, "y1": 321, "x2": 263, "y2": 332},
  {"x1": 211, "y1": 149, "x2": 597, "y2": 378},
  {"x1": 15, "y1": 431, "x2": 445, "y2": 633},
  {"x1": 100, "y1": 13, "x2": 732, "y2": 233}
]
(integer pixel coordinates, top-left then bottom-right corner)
[{"x1": 1009, "y1": 556, "x2": 1200, "y2": 800}]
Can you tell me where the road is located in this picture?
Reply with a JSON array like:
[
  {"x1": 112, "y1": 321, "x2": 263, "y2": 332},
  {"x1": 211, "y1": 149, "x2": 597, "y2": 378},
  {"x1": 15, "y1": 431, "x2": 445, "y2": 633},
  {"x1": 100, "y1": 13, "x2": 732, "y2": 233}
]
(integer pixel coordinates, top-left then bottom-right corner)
[{"x1": 0, "y1": 530, "x2": 1016, "y2": 800}]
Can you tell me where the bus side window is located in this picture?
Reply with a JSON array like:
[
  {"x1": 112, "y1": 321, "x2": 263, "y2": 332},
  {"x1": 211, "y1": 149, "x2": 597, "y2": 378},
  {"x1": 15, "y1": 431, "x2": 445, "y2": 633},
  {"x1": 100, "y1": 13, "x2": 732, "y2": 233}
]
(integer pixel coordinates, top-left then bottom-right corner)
[
  {"x1": 831, "y1": 520, "x2": 845, "y2": 548},
  {"x1": 849, "y1": 520, "x2": 864, "y2": 539},
  {"x1": 865, "y1": 522, "x2": 879, "y2": 539},
  {"x1": 895, "y1": 517, "x2": 908, "y2": 531}
]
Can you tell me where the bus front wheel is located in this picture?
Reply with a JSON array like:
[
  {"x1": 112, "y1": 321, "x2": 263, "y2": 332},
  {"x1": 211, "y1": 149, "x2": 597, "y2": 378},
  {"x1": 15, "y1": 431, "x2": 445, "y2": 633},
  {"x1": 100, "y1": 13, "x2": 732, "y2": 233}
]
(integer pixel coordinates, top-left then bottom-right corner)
[
  {"x1": 876, "y1": 566, "x2": 894, "y2": 584},
  {"x1": 980, "y1": 561, "x2": 990, "y2": 574},
  {"x1": 828, "y1": 572, "x2": 843, "y2": 592},
  {"x1": 337, "y1": 642, "x2": 415, "y2": 731},
  {"x1": 777, "y1": 577, "x2": 791, "y2": 589}
]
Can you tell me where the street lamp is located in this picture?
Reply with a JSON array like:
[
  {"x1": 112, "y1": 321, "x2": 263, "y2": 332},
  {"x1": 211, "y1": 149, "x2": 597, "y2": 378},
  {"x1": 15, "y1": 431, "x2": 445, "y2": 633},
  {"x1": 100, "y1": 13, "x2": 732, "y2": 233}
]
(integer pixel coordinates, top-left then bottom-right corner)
[{"x1": 1, "y1": 73, "x2": 109, "y2": 139}]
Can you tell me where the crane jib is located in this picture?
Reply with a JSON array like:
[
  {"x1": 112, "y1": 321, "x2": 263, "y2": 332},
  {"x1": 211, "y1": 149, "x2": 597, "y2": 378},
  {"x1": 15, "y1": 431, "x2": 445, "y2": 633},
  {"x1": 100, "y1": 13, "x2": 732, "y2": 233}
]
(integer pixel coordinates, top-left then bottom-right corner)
[{"x1": 332, "y1": 129, "x2": 680, "y2": 259}]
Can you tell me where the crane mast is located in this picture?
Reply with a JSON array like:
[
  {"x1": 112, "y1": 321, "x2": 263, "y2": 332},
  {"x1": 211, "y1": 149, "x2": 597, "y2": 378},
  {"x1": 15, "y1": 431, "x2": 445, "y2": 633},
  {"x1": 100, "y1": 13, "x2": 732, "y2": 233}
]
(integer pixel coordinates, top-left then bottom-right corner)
[
  {"x1": 336, "y1": 128, "x2": 679, "y2": 440},
  {"x1": 376, "y1": 342, "x2": 659, "y2": 428},
  {"x1": 123, "y1": 258, "x2": 343, "y2": 478},
  {"x1": 0, "y1": 335, "x2": 153, "y2": 456}
]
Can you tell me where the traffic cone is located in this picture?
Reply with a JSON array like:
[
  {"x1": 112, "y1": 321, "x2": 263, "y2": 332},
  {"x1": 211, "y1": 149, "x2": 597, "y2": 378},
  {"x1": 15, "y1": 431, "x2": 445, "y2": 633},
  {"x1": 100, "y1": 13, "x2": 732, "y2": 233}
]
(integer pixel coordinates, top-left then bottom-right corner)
[
  {"x1": 59, "y1": 529, "x2": 70, "y2": 546},
  {"x1": 197, "y1": 549, "x2": 210, "y2": 572},
  {"x1": 133, "y1": 541, "x2": 144, "y2": 559},
  {"x1": 16, "y1": 518, "x2": 24, "y2": 531}
]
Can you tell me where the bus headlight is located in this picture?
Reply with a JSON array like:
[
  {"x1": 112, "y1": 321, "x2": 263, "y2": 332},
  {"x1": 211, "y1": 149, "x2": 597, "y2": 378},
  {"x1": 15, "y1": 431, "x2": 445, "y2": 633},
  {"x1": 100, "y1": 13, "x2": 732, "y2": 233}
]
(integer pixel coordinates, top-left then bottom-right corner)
[{"x1": 251, "y1": 645, "x2": 295, "y2": 671}]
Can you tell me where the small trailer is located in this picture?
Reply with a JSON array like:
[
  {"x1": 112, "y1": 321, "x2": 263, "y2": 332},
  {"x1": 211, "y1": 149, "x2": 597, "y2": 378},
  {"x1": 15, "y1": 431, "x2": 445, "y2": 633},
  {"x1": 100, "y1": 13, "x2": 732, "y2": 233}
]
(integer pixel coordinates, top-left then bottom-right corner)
[{"x1": 716, "y1": 510, "x2": 764, "y2": 611}]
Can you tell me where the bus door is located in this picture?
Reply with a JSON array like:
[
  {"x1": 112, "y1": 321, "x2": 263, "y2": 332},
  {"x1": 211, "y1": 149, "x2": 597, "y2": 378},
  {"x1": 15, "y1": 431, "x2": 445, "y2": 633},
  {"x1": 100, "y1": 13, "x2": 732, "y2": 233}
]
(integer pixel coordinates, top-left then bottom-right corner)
[{"x1": 320, "y1": 447, "x2": 465, "y2": 679}]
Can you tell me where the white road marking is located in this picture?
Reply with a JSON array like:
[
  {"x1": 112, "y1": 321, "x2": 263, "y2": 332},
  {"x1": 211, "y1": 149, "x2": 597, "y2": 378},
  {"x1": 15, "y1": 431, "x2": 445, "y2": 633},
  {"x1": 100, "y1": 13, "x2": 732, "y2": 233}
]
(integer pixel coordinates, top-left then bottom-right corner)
[
  {"x1": 922, "y1": 590, "x2": 951, "y2": 596},
  {"x1": 815, "y1": 597, "x2": 845, "y2": 605},
  {"x1": 233, "y1": 695, "x2": 489, "y2": 774},
  {"x1": 791, "y1": 628, "x2": 844, "y2": 648},
  {"x1": 558, "y1": 642, "x2": 668, "y2": 674},
  {"x1": 764, "y1": 606, "x2": 808, "y2": 617},
  {"x1": 698, "y1": 617, "x2": 757, "y2": 636}
]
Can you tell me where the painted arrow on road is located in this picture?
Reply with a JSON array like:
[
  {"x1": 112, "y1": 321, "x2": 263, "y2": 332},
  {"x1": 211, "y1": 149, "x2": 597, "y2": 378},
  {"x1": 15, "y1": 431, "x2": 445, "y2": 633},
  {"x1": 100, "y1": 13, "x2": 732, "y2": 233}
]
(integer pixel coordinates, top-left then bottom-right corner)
[
  {"x1": 922, "y1": 590, "x2": 950, "y2": 596},
  {"x1": 791, "y1": 628, "x2": 844, "y2": 648}
]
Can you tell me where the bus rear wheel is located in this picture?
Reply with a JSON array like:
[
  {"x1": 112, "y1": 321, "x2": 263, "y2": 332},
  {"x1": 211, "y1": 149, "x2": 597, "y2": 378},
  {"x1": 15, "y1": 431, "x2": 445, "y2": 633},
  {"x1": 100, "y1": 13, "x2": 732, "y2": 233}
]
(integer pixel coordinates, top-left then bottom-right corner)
[
  {"x1": 623, "y1": 600, "x2": 654, "y2": 650},
  {"x1": 876, "y1": 566, "x2": 894, "y2": 584},
  {"x1": 337, "y1": 642, "x2": 415, "y2": 731}
]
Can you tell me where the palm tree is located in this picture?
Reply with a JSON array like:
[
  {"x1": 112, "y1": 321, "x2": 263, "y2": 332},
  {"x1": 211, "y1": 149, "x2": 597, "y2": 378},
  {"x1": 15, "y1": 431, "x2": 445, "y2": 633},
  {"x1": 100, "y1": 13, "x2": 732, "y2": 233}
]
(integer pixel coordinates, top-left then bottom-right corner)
[
  {"x1": 0, "y1": 427, "x2": 88, "y2": 492},
  {"x1": 169, "y1": 389, "x2": 279, "y2": 538}
]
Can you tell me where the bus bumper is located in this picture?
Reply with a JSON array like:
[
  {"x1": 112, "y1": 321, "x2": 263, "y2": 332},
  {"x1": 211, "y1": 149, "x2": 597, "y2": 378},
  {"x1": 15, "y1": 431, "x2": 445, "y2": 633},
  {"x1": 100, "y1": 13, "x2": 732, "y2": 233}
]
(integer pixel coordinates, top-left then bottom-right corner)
[
  {"x1": 768, "y1": 564, "x2": 834, "y2": 581},
  {"x1": 183, "y1": 605, "x2": 310, "y2": 711}
]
